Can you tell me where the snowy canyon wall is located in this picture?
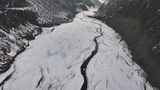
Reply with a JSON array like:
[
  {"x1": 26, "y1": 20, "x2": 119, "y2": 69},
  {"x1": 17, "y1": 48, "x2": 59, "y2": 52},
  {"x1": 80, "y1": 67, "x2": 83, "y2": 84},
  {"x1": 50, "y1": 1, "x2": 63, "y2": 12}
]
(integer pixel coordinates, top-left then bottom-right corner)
[
  {"x1": 96, "y1": 0, "x2": 160, "y2": 88},
  {"x1": 0, "y1": 0, "x2": 100, "y2": 73}
]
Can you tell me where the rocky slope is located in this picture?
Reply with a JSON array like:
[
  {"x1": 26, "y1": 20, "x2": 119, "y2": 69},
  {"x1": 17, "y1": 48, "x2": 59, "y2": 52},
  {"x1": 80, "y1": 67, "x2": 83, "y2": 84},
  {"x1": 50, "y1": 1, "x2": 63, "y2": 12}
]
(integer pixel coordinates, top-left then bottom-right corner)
[
  {"x1": 27, "y1": 0, "x2": 101, "y2": 26},
  {"x1": 0, "y1": 0, "x2": 100, "y2": 73},
  {"x1": 96, "y1": 0, "x2": 160, "y2": 88},
  {"x1": 0, "y1": 0, "x2": 42, "y2": 73}
]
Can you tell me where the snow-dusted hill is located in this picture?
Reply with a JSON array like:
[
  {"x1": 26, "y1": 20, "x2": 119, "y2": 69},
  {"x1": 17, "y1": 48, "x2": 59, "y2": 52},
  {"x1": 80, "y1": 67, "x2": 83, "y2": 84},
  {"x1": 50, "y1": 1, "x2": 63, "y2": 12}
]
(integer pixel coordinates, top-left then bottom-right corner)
[
  {"x1": 0, "y1": 0, "x2": 101, "y2": 73},
  {"x1": 0, "y1": 10, "x2": 154, "y2": 90}
]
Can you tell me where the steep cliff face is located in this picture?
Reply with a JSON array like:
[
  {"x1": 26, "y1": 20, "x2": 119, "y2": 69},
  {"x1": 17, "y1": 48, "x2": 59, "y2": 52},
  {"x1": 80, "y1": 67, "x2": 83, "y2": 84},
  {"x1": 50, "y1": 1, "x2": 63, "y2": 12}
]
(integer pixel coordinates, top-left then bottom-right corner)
[
  {"x1": 0, "y1": 0, "x2": 100, "y2": 73},
  {"x1": 96, "y1": 0, "x2": 160, "y2": 88}
]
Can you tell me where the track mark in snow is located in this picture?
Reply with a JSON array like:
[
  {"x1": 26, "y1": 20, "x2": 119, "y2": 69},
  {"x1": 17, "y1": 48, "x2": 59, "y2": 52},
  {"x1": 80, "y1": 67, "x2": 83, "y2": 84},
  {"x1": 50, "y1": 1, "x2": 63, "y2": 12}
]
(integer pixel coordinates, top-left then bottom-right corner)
[
  {"x1": 47, "y1": 84, "x2": 53, "y2": 90},
  {"x1": 0, "y1": 65, "x2": 15, "y2": 89},
  {"x1": 36, "y1": 67, "x2": 45, "y2": 88},
  {"x1": 80, "y1": 26, "x2": 103, "y2": 90}
]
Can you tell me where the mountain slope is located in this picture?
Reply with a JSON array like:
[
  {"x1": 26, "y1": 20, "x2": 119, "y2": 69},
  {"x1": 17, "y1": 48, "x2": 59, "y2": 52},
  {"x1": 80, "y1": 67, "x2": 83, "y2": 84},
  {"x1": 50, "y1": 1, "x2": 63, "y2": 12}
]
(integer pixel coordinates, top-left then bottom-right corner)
[
  {"x1": 0, "y1": 0, "x2": 100, "y2": 73},
  {"x1": 0, "y1": 10, "x2": 153, "y2": 90},
  {"x1": 96, "y1": 0, "x2": 160, "y2": 88}
]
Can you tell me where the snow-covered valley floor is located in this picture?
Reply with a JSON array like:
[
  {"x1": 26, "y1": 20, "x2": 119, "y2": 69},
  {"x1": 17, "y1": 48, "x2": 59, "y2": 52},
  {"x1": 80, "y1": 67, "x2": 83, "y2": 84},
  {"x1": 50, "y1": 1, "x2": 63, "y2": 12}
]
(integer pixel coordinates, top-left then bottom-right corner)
[{"x1": 0, "y1": 10, "x2": 154, "y2": 90}]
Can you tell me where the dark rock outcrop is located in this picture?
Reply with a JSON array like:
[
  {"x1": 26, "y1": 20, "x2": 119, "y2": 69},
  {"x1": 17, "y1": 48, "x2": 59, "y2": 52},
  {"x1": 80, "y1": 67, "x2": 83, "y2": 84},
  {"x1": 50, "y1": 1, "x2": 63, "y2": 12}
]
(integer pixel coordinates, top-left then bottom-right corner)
[{"x1": 96, "y1": 0, "x2": 160, "y2": 88}]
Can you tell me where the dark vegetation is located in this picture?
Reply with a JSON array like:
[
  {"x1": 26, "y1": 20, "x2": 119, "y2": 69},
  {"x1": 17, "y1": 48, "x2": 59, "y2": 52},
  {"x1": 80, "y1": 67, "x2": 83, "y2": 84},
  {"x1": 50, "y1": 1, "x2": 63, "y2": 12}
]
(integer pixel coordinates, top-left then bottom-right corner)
[
  {"x1": 0, "y1": 0, "x2": 41, "y2": 73},
  {"x1": 0, "y1": 0, "x2": 38, "y2": 30},
  {"x1": 96, "y1": 0, "x2": 160, "y2": 88}
]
